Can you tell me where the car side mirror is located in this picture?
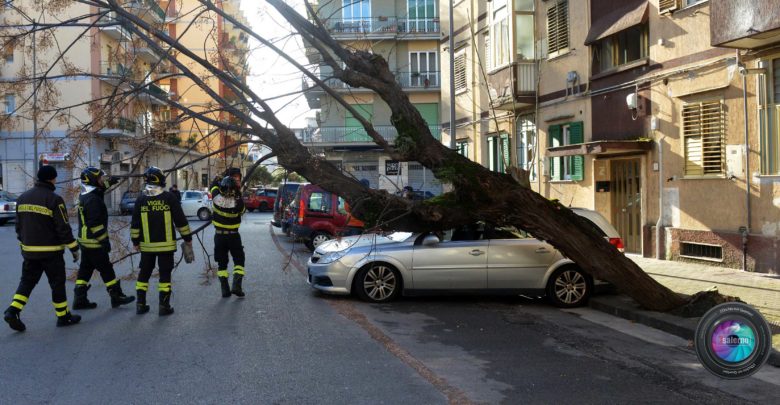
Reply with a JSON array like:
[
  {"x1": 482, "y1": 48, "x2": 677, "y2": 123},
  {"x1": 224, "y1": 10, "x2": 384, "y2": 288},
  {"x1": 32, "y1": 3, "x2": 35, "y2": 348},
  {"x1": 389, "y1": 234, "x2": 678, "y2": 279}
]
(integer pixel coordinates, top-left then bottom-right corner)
[{"x1": 422, "y1": 235, "x2": 440, "y2": 246}]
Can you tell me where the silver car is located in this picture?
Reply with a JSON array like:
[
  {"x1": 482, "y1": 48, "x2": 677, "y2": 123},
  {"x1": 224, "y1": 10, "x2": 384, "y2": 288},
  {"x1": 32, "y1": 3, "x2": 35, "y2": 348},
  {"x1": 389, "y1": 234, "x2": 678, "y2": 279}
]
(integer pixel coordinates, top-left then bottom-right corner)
[
  {"x1": 307, "y1": 208, "x2": 623, "y2": 307},
  {"x1": 0, "y1": 190, "x2": 18, "y2": 226}
]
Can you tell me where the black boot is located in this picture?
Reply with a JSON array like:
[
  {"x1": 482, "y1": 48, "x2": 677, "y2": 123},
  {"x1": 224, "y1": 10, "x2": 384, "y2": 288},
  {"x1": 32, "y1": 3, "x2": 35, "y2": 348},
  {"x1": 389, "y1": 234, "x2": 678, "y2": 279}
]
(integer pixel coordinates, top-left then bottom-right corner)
[
  {"x1": 136, "y1": 290, "x2": 149, "y2": 315},
  {"x1": 73, "y1": 284, "x2": 97, "y2": 310},
  {"x1": 231, "y1": 274, "x2": 245, "y2": 298},
  {"x1": 219, "y1": 277, "x2": 231, "y2": 298},
  {"x1": 56, "y1": 312, "x2": 81, "y2": 327},
  {"x1": 3, "y1": 307, "x2": 25, "y2": 332},
  {"x1": 109, "y1": 282, "x2": 135, "y2": 308},
  {"x1": 159, "y1": 291, "x2": 174, "y2": 316}
]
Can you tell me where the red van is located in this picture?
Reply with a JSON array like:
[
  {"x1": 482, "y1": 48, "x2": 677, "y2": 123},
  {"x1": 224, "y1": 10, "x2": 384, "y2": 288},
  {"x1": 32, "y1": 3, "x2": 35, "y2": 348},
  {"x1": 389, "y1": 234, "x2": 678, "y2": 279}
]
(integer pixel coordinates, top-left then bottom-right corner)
[
  {"x1": 291, "y1": 184, "x2": 364, "y2": 251},
  {"x1": 243, "y1": 188, "x2": 277, "y2": 212}
]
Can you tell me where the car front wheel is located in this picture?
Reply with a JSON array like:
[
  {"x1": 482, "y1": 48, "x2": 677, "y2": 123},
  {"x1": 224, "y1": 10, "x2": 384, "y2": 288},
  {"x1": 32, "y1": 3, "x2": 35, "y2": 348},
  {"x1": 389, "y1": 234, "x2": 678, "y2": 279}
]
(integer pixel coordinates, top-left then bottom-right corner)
[
  {"x1": 197, "y1": 208, "x2": 211, "y2": 221},
  {"x1": 305, "y1": 231, "x2": 331, "y2": 251},
  {"x1": 546, "y1": 266, "x2": 592, "y2": 308},
  {"x1": 354, "y1": 263, "x2": 401, "y2": 303}
]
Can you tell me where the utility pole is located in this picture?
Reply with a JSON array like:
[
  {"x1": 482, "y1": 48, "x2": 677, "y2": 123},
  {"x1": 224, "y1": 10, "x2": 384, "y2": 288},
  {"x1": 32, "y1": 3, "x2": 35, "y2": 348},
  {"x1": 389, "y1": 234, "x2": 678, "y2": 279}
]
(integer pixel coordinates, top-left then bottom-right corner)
[{"x1": 448, "y1": 0, "x2": 455, "y2": 149}]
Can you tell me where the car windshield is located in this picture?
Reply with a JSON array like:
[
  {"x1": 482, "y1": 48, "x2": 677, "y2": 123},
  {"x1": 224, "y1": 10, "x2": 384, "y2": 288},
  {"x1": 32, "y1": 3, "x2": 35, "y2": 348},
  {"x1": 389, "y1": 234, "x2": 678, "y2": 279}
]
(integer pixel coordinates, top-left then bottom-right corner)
[{"x1": 0, "y1": 191, "x2": 18, "y2": 200}]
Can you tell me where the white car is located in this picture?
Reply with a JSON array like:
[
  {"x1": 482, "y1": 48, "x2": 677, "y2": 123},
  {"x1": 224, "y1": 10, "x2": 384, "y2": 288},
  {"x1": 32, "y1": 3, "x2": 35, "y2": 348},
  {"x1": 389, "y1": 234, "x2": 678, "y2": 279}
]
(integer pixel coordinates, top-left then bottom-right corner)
[
  {"x1": 0, "y1": 190, "x2": 18, "y2": 226},
  {"x1": 307, "y1": 208, "x2": 623, "y2": 307},
  {"x1": 180, "y1": 190, "x2": 212, "y2": 220}
]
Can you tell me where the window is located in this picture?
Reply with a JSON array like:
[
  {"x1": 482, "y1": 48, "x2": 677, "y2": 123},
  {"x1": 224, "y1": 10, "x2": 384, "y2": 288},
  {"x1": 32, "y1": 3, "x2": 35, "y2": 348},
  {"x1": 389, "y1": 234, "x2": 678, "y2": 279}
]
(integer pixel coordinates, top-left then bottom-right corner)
[
  {"x1": 592, "y1": 24, "x2": 648, "y2": 74},
  {"x1": 456, "y1": 141, "x2": 470, "y2": 159},
  {"x1": 407, "y1": 0, "x2": 437, "y2": 32},
  {"x1": 484, "y1": 33, "x2": 491, "y2": 71},
  {"x1": 342, "y1": 0, "x2": 370, "y2": 32},
  {"x1": 308, "y1": 191, "x2": 330, "y2": 212},
  {"x1": 3, "y1": 42, "x2": 13, "y2": 63},
  {"x1": 490, "y1": 0, "x2": 510, "y2": 68},
  {"x1": 759, "y1": 58, "x2": 780, "y2": 174},
  {"x1": 485, "y1": 225, "x2": 530, "y2": 239},
  {"x1": 409, "y1": 51, "x2": 438, "y2": 87},
  {"x1": 516, "y1": 114, "x2": 537, "y2": 180},
  {"x1": 683, "y1": 0, "x2": 706, "y2": 8},
  {"x1": 546, "y1": 0, "x2": 569, "y2": 57},
  {"x1": 487, "y1": 133, "x2": 510, "y2": 173},
  {"x1": 3, "y1": 94, "x2": 15, "y2": 114},
  {"x1": 548, "y1": 122, "x2": 583, "y2": 181},
  {"x1": 265, "y1": 190, "x2": 277, "y2": 198},
  {"x1": 454, "y1": 50, "x2": 467, "y2": 93},
  {"x1": 184, "y1": 192, "x2": 200, "y2": 200},
  {"x1": 337, "y1": 196, "x2": 347, "y2": 215},
  {"x1": 659, "y1": 0, "x2": 679, "y2": 14},
  {"x1": 515, "y1": 0, "x2": 535, "y2": 60},
  {"x1": 682, "y1": 101, "x2": 725, "y2": 176}
]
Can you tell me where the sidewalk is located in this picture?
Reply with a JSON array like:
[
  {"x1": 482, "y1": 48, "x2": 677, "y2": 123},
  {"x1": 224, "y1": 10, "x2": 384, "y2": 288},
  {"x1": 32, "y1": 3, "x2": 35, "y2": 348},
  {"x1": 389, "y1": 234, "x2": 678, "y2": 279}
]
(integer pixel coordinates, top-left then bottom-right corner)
[{"x1": 590, "y1": 255, "x2": 780, "y2": 364}]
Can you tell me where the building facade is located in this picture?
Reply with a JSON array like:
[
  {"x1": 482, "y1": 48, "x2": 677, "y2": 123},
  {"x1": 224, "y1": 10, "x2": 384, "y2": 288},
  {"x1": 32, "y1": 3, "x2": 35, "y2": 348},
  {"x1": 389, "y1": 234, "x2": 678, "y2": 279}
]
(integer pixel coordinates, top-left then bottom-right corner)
[
  {"x1": 441, "y1": 0, "x2": 780, "y2": 273},
  {"x1": 304, "y1": 0, "x2": 443, "y2": 195}
]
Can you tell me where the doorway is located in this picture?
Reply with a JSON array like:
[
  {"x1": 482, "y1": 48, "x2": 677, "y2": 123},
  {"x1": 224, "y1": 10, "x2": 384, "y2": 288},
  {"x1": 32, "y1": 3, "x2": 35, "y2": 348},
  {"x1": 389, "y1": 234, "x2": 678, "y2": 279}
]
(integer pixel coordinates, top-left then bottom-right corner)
[{"x1": 610, "y1": 158, "x2": 642, "y2": 254}]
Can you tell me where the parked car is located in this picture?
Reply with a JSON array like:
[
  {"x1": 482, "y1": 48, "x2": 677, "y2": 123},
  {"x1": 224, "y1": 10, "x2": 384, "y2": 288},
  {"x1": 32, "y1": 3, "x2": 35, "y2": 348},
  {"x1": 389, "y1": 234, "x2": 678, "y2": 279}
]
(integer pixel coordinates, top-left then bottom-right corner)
[
  {"x1": 244, "y1": 188, "x2": 277, "y2": 212},
  {"x1": 181, "y1": 190, "x2": 212, "y2": 220},
  {"x1": 272, "y1": 182, "x2": 306, "y2": 230},
  {"x1": 307, "y1": 208, "x2": 623, "y2": 307},
  {"x1": 395, "y1": 189, "x2": 435, "y2": 201},
  {"x1": 0, "y1": 190, "x2": 18, "y2": 225},
  {"x1": 291, "y1": 184, "x2": 364, "y2": 251},
  {"x1": 119, "y1": 191, "x2": 140, "y2": 215}
]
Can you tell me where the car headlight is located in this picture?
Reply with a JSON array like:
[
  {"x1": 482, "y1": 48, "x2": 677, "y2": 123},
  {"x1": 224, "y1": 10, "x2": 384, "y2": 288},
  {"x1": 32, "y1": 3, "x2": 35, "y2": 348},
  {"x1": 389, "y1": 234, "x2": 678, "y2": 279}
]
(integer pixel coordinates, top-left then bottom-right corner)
[{"x1": 318, "y1": 250, "x2": 349, "y2": 264}]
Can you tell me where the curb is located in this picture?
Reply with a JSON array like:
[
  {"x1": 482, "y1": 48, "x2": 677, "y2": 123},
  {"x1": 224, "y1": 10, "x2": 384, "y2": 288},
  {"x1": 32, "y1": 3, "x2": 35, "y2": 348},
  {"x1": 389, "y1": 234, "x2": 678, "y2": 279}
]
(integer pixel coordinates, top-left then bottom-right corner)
[{"x1": 589, "y1": 295, "x2": 780, "y2": 368}]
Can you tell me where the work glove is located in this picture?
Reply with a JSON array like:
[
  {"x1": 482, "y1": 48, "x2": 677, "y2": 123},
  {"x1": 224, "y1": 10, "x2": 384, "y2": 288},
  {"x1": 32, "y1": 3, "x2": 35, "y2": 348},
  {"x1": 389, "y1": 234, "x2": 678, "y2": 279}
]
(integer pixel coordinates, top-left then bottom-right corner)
[
  {"x1": 71, "y1": 249, "x2": 80, "y2": 263},
  {"x1": 108, "y1": 176, "x2": 121, "y2": 187},
  {"x1": 181, "y1": 241, "x2": 195, "y2": 264}
]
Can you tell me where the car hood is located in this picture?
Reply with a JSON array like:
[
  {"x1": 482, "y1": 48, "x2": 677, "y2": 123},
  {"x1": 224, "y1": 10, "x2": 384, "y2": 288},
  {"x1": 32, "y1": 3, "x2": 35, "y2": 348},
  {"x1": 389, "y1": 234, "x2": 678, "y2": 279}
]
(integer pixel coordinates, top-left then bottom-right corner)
[{"x1": 316, "y1": 233, "x2": 406, "y2": 254}]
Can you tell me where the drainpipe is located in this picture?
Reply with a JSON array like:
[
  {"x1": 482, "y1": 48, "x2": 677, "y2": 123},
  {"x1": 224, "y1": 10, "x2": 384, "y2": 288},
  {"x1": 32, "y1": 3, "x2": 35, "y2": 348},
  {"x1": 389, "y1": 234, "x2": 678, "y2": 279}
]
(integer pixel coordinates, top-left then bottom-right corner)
[
  {"x1": 656, "y1": 135, "x2": 664, "y2": 260},
  {"x1": 448, "y1": 0, "x2": 455, "y2": 149}
]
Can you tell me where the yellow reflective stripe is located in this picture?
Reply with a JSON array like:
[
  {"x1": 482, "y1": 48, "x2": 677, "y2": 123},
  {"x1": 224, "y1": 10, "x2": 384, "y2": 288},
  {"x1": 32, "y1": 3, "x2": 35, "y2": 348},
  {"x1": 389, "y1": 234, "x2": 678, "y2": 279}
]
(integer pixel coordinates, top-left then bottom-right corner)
[
  {"x1": 233, "y1": 267, "x2": 245, "y2": 275},
  {"x1": 130, "y1": 228, "x2": 140, "y2": 237},
  {"x1": 139, "y1": 241, "x2": 176, "y2": 248},
  {"x1": 96, "y1": 233, "x2": 108, "y2": 242},
  {"x1": 212, "y1": 221, "x2": 240, "y2": 229},
  {"x1": 20, "y1": 244, "x2": 65, "y2": 252},
  {"x1": 76, "y1": 280, "x2": 89, "y2": 286},
  {"x1": 141, "y1": 212, "x2": 150, "y2": 244},
  {"x1": 177, "y1": 225, "x2": 191, "y2": 235},
  {"x1": 55, "y1": 309, "x2": 68, "y2": 317},
  {"x1": 53, "y1": 301, "x2": 68, "y2": 309},
  {"x1": 13, "y1": 294, "x2": 28, "y2": 303},
  {"x1": 213, "y1": 207, "x2": 240, "y2": 218},
  {"x1": 105, "y1": 279, "x2": 118, "y2": 287},
  {"x1": 79, "y1": 206, "x2": 87, "y2": 240},
  {"x1": 164, "y1": 211, "x2": 172, "y2": 242},
  {"x1": 65, "y1": 241, "x2": 78, "y2": 250},
  {"x1": 90, "y1": 225, "x2": 105, "y2": 233},
  {"x1": 217, "y1": 270, "x2": 229, "y2": 278},
  {"x1": 58, "y1": 204, "x2": 69, "y2": 223},
  {"x1": 78, "y1": 238, "x2": 103, "y2": 247},
  {"x1": 136, "y1": 282, "x2": 148, "y2": 291},
  {"x1": 158, "y1": 282, "x2": 171, "y2": 292},
  {"x1": 210, "y1": 186, "x2": 220, "y2": 194},
  {"x1": 140, "y1": 246, "x2": 176, "y2": 252},
  {"x1": 17, "y1": 204, "x2": 53, "y2": 216},
  {"x1": 10, "y1": 301, "x2": 24, "y2": 310}
]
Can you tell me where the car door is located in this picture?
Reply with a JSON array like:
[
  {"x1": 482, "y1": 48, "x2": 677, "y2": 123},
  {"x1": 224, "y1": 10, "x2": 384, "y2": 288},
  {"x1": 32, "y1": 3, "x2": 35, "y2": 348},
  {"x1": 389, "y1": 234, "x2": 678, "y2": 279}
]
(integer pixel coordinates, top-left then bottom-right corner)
[
  {"x1": 411, "y1": 224, "x2": 488, "y2": 290},
  {"x1": 486, "y1": 225, "x2": 558, "y2": 290}
]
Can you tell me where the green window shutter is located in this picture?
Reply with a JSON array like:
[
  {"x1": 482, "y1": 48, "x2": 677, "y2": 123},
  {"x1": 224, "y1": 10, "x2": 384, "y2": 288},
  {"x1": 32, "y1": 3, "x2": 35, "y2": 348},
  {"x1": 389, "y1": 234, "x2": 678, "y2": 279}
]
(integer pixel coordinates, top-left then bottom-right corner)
[
  {"x1": 569, "y1": 121, "x2": 584, "y2": 144},
  {"x1": 548, "y1": 124, "x2": 562, "y2": 147},
  {"x1": 549, "y1": 157, "x2": 555, "y2": 180},
  {"x1": 572, "y1": 155, "x2": 584, "y2": 181},
  {"x1": 501, "y1": 133, "x2": 510, "y2": 173},
  {"x1": 345, "y1": 104, "x2": 374, "y2": 142}
]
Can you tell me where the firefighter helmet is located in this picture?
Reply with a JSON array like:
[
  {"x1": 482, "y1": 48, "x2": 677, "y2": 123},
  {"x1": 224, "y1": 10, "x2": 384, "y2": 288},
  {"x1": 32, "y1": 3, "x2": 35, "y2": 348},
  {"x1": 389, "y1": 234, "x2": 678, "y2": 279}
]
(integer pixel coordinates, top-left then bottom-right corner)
[
  {"x1": 80, "y1": 166, "x2": 106, "y2": 186},
  {"x1": 226, "y1": 167, "x2": 242, "y2": 179},
  {"x1": 143, "y1": 166, "x2": 166, "y2": 187},
  {"x1": 219, "y1": 176, "x2": 239, "y2": 193}
]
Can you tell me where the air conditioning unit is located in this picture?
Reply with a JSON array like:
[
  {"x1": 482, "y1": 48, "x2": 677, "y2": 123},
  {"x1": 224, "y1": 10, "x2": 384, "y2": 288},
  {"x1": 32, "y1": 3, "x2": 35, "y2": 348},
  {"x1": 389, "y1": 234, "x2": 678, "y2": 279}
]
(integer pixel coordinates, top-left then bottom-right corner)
[{"x1": 626, "y1": 93, "x2": 638, "y2": 110}]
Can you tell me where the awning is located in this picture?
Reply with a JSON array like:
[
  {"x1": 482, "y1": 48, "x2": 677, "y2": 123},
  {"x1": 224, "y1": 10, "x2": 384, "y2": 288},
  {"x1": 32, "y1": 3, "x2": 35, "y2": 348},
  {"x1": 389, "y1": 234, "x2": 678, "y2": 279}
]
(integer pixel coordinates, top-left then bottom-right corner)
[
  {"x1": 584, "y1": 2, "x2": 649, "y2": 46},
  {"x1": 546, "y1": 140, "x2": 653, "y2": 157}
]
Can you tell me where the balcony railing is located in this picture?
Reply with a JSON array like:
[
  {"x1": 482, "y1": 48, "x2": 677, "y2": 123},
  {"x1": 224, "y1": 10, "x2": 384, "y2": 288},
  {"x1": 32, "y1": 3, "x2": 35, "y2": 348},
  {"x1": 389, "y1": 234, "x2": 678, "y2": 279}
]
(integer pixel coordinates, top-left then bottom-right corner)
[
  {"x1": 145, "y1": 82, "x2": 168, "y2": 100},
  {"x1": 324, "y1": 17, "x2": 440, "y2": 36},
  {"x1": 101, "y1": 62, "x2": 132, "y2": 77},
  {"x1": 309, "y1": 125, "x2": 441, "y2": 145},
  {"x1": 127, "y1": 0, "x2": 166, "y2": 22},
  {"x1": 394, "y1": 71, "x2": 440, "y2": 89},
  {"x1": 99, "y1": 12, "x2": 132, "y2": 40},
  {"x1": 99, "y1": 116, "x2": 138, "y2": 137}
]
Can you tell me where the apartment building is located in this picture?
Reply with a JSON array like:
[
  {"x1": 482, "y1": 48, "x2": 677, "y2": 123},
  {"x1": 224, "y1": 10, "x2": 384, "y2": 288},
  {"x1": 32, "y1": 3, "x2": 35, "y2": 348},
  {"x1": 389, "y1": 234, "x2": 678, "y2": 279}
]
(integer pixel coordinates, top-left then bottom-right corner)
[
  {"x1": 303, "y1": 0, "x2": 443, "y2": 195},
  {"x1": 441, "y1": 0, "x2": 780, "y2": 273}
]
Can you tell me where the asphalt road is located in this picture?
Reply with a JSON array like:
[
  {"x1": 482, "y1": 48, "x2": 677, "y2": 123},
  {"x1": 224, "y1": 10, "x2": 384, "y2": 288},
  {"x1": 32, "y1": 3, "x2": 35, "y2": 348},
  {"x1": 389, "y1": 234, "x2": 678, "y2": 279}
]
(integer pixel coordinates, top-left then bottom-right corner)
[{"x1": 0, "y1": 212, "x2": 778, "y2": 404}]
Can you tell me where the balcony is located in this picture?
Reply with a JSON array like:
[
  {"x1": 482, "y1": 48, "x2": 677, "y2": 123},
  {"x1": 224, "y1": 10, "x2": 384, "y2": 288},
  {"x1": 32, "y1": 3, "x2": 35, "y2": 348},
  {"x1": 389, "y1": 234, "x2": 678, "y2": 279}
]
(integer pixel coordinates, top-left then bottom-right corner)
[
  {"x1": 99, "y1": 12, "x2": 132, "y2": 41},
  {"x1": 303, "y1": 125, "x2": 441, "y2": 147},
  {"x1": 135, "y1": 42, "x2": 165, "y2": 64},
  {"x1": 710, "y1": 0, "x2": 780, "y2": 49},
  {"x1": 99, "y1": 62, "x2": 137, "y2": 88},
  {"x1": 138, "y1": 81, "x2": 169, "y2": 105},
  {"x1": 487, "y1": 61, "x2": 537, "y2": 110},
  {"x1": 394, "y1": 71, "x2": 440, "y2": 90},
  {"x1": 302, "y1": 71, "x2": 439, "y2": 101},
  {"x1": 126, "y1": 0, "x2": 166, "y2": 24},
  {"x1": 322, "y1": 17, "x2": 439, "y2": 40},
  {"x1": 98, "y1": 117, "x2": 138, "y2": 138}
]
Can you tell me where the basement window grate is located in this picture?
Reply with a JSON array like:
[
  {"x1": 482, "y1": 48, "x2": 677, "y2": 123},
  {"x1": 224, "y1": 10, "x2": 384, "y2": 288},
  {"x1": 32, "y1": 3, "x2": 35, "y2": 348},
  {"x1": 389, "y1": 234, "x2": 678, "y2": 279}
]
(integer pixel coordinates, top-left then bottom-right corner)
[{"x1": 680, "y1": 242, "x2": 723, "y2": 262}]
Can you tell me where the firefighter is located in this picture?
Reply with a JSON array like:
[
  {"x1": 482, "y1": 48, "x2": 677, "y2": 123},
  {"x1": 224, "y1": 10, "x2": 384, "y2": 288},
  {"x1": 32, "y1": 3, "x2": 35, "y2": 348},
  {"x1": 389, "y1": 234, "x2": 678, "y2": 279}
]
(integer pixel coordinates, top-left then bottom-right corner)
[
  {"x1": 210, "y1": 168, "x2": 246, "y2": 298},
  {"x1": 72, "y1": 167, "x2": 135, "y2": 310},
  {"x1": 130, "y1": 167, "x2": 192, "y2": 316},
  {"x1": 3, "y1": 165, "x2": 81, "y2": 331}
]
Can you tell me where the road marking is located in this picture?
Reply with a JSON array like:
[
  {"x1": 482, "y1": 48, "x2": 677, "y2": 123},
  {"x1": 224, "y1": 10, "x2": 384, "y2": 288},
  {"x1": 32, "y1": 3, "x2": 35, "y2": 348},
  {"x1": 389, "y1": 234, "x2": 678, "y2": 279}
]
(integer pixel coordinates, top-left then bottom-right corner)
[{"x1": 269, "y1": 224, "x2": 475, "y2": 405}]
